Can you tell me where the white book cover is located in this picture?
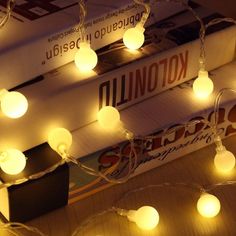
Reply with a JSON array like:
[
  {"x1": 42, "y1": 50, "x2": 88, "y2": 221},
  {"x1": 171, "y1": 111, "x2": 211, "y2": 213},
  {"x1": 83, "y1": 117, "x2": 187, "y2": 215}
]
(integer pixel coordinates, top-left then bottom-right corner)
[
  {"x1": 0, "y1": 0, "x2": 185, "y2": 89},
  {"x1": 68, "y1": 60, "x2": 236, "y2": 204},
  {"x1": 0, "y1": 7, "x2": 235, "y2": 153}
]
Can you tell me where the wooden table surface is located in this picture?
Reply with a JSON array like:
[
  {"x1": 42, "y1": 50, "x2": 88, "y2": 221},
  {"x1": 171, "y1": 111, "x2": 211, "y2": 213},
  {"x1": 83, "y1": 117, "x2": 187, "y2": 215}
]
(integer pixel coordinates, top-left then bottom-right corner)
[{"x1": 6, "y1": 134, "x2": 234, "y2": 236}]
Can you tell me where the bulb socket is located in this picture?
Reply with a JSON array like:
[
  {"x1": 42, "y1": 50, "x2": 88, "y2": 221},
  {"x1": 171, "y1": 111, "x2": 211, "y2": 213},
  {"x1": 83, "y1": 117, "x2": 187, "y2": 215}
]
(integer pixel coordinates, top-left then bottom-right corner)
[
  {"x1": 135, "y1": 23, "x2": 145, "y2": 33},
  {"x1": 214, "y1": 136, "x2": 225, "y2": 152},
  {"x1": 57, "y1": 144, "x2": 68, "y2": 158},
  {"x1": 0, "y1": 89, "x2": 8, "y2": 101},
  {"x1": 79, "y1": 41, "x2": 91, "y2": 49},
  {"x1": 198, "y1": 70, "x2": 208, "y2": 78}
]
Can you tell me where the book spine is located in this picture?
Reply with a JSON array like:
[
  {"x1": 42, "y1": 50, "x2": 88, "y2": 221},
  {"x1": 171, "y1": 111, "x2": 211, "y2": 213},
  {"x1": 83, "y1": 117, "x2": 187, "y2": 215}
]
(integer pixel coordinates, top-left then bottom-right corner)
[
  {"x1": 68, "y1": 94, "x2": 236, "y2": 204},
  {"x1": 0, "y1": 25, "x2": 235, "y2": 153},
  {"x1": 97, "y1": 26, "x2": 236, "y2": 110},
  {"x1": 0, "y1": 1, "x2": 185, "y2": 89}
]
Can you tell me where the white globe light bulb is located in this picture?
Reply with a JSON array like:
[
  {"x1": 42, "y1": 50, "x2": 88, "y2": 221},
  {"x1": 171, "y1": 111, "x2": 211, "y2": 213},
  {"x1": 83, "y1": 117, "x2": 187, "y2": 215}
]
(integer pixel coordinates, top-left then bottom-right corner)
[
  {"x1": 0, "y1": 149, "x2": 26, "y2": 175},
  {"x1": 48, "y1": 128, "x2": 72, "y2": 155},
  {"x1": 127, "y1": 206, "x2": 159, "y2": 230},
  {"x1": 0, "y1": 90, "x2": 28, "y2": 119},
  {"x1": 123, "y1": 24, "x2": 145, "y2": 50},
  {"x1": 97, "y1": 106, "x2": 120, "y2": 130},
  {"x1": 74, "y1": 42, "x2": 98, "y2": 71},
  {"x1": 197, "y1": 193, "x2": 221, "y2": 218},
  {"x1": 214, "y1": 148, "x2": 235, "y2": 173},
  {"x1": 193, "y1": 70, "x2": 214, "y2": 99}
]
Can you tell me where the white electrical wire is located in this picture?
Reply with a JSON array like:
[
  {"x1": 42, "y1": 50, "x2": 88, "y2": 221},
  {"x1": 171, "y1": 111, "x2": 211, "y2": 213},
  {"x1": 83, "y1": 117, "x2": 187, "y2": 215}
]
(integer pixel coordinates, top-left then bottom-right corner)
[
  {"x1": 78, "y1": 0, "x2": 86, "y2": 42},
  {"x1": 0, "y1": 0, "x2": 14, "y2": 29}
]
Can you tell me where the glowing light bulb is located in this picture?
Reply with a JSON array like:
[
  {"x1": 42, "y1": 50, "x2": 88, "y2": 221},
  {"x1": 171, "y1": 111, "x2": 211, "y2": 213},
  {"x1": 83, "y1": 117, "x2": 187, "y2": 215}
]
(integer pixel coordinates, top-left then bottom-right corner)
[
  {"x1": 197, "y1": 193, "x2": 221, "y2": 218},
  {"x1": 74, "y1": 42, "x2": 98, "y2": 71},
  {"x1": 123, "y1": 24, "x2": 145, "y2": 50},
  {"x1": 0, "y1": 149, "x2": 26, "y2": 175},
  {"x1": 97, "y1": 106, "x2": 120, "y2": 130},
  {"x1": 48, "y1": 128, "x2": 72, "y2": 155},
  {"x1": 127, "y1": 206, "x2": 159, "y2": 230},
  {"x1": 214, "y1": 148, "x2": 235, "y2": 173},
  {"x1": 0, "y1": 89, "x2": 28, "y2": 118},
  {"x1": 193, "y1": 70, "x2": 214, "y2": 99}
]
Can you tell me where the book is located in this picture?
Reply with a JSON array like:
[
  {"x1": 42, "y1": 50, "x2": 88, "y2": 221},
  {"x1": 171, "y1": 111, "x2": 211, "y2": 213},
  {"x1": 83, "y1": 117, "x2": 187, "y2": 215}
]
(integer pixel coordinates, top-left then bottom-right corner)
[
  {"x1": 68, "y1": 60, "x2": 236, "y2": 204},
  {"x1": 0, "y1": 6, "x2": 234, "y2": 153},
  {"x1": 0, "y1": 0, "x2": 185, "y2": 89}
]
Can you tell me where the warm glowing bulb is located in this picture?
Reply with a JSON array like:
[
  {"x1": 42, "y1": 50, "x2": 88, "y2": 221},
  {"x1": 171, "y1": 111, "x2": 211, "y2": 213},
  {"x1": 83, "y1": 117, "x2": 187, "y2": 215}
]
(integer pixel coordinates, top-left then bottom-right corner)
[
  {"x1": 214, "y1": 148, "x2": 235, "y2": 173},
  {"x1": 0, "y1": 89, "x2": 28, "y2": 118},
  {"x1": 74, "y1": 42, "x2": 98, "y2": 71},
  {"x1": 127, "y1": 206, "x2": 159, "y2": 230},
  {"x1": 193, "y1": 70, "x2": 214, "y2": 99},
  {"x1": 97, "y1": 106, "x2": 120, "y2": 130},
  {"x1": 197, "y1": 193, "x2": 221, "y2": 218},
  {"x1": 0, "y1": 149, "x2": 26, "y2": 175},
  {"x1": 123, "y1": 24, "x2": 145, "y2": 50},
  {"x1": 48, "y1": 128, "x2": 72, "y2": 154}
]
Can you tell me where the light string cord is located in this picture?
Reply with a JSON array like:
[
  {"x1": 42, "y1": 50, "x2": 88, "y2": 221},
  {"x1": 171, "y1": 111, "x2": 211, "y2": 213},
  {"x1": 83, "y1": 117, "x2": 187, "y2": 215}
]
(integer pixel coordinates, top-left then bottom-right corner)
[
  {"x1": 71, "y1": 208, "x2": 115, "y2": 236},
  {"x1": 0, "y1": 159, "x2": 66, "y2": 189},
  {"x1": 61, "y1": 133, "x2": 139, "y2": 184},
  {"x1": 213, "y1": 88, "x2": 236, "y2": 148},
  {"x1": 213, "y1": 88, "x2": 236, "y2": 136},
  {"x1": 0, "y1": 222, "x2": 47, "y2": 236},
  {"x1": 152, "y1": 0, "x2": 205, "y2": 70},
  {"x1": 199, "y1": 17, "x2": 236, "y2": 71},
  {"x1": 204, "y1": 180, "x2": 236, "y2": 192},
  {"x1": 0, "y1": 0, "x2": 15, "y2": 29},
  {"x1": 78, "y1": 0, "x2": 86, "y2": 43},
  {"x1": 133, "y1": 0, "x2": 151, "y2": 27}
]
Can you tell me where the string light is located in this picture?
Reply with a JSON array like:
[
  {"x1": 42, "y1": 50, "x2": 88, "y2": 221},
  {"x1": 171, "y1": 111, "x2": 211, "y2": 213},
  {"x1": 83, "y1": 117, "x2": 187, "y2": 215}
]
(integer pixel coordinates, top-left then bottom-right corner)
[
  {"x1": 214, "y1": 136, "x2": 235, "y2": 173},
  {"x1": 1, "y1": 180, "x2": 236, "y2": 235},
  {"x1": 123, "y1": 23, "x2": 145, "y2": 50},
  {"x1": 70, "y1": 181, "x2": 235, "y2": 235},
  {"x1": 74, "y1": 42, "x2": 98, "y2": 71},
  {"x1": 212, "y1": 88, "x2": 236, "y2": 173},
  {"x1": 123, "y1": 0, "x2": 150, "y2": 50},
  {"x1": 116, "y1": 206, "x2": 159, "y2": 230},
  {"x1": 0, "y1": 89, "x2": 28, "y2": 118},
  {"x1": 0, "y1": 149, "x2": 26, "y2": 175},
  {"x1": 192, "y1": 70, "x2": 214, "y2": 99},
  {"x1": 197, "y1": 193, "x2": 221, "y2": 218},
  {"x1": 74, "y1": 0, "x2": 98, "y2": 71},
  {"x1": 0, "y1": 222, "x2": 46, "y2": 236},
  {"x1": 97, "y1": 106, "x2": 121, "y2": 130},
  {"x1": 47, "y1": 125, "x2": 137, "y2": 184},
  {"x1": 47, "y1": 127, "x2": 72, "y2": 158},
  {"x1": 193, "y1": 17, "x2": 236, "y2": 98},
  {"x1": 0, "y1": 0, "x2": 235, "y2": 235}
]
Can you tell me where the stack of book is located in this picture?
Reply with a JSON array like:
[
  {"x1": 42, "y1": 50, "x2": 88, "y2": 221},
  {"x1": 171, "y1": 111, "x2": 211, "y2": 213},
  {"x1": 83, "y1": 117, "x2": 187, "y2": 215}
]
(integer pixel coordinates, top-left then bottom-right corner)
[{"x1": 0, "y1": 0, "x2": 236, "y2": 220}]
